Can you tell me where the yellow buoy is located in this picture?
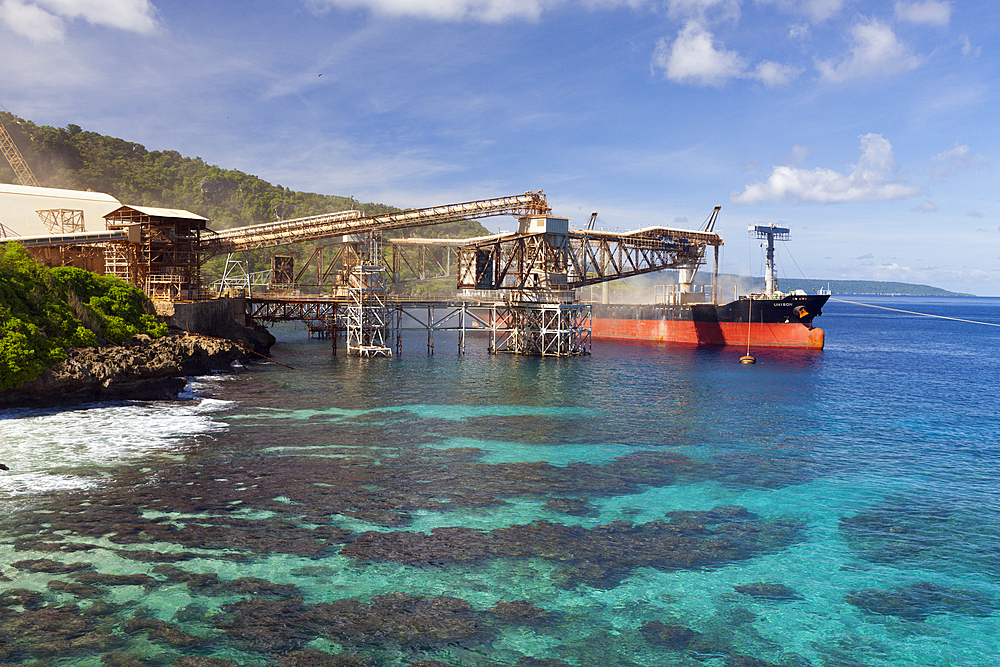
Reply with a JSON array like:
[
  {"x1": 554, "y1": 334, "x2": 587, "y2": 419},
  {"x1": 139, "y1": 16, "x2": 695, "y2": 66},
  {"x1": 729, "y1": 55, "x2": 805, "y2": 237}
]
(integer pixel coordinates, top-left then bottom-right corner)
[{"x1": 739, "y1": 355, "x2": 756, "y2": 365}]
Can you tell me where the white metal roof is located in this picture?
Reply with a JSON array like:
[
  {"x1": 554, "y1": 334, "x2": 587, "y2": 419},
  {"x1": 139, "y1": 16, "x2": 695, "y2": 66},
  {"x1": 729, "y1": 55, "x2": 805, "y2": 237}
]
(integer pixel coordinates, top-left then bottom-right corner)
[
  {"x1": 106, "y1": 205, "x2": 208, "y2": 222},
  {"x1": 0, "y1": 183, "x2": 121, "y2": 238}
]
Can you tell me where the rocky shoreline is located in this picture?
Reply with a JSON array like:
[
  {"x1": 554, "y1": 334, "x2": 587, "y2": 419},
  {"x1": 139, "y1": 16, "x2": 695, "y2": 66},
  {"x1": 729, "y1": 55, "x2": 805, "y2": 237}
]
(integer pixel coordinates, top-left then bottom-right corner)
[{"x1": 0, "y1": 333, "x2": 256, "y2": 409}]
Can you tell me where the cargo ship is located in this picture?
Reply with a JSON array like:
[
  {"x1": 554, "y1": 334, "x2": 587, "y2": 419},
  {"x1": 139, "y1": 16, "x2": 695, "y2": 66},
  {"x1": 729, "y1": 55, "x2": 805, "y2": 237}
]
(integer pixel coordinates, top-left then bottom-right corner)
[{"x1": 588, "y1": 223, "x2": 829, "y2": 349}]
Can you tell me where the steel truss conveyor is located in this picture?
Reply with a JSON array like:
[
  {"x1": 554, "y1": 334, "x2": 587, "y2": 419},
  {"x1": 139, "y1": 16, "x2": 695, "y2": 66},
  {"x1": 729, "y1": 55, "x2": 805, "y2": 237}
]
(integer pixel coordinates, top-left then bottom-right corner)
[
  {"x1": 199, "y1": 191, "x2": 551, "y2": 256},
  {"x1": 450, "y1": 226, "x2": 722, "y2": 292},
  {"x1": 225, "y1": 193, "x2": 722, "y2": 358}
]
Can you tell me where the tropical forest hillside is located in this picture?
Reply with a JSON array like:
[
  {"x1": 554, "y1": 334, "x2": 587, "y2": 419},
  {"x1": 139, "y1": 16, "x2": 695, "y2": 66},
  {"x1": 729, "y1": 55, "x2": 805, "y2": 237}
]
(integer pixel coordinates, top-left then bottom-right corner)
[
  {"x1": 1, "y1": 112, "x2": 491, "y2": 292},
  {"x1": 0, "y1": 111, "x2": 488, "y2": 239}
]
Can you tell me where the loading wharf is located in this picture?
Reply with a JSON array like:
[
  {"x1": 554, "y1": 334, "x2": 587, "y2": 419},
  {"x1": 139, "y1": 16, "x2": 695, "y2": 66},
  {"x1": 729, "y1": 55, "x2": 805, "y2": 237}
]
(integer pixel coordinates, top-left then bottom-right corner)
[
  {"x1": 246, "y1": 292, "x2": 594, "y2": 358},
  {"x1": 5, "y1": 190, "x2": 723, "y2": 357}
]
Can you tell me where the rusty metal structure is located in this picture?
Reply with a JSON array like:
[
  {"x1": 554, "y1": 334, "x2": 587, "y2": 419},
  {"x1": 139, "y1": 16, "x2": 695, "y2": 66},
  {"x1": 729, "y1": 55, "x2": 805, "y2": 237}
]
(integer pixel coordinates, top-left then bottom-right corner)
[
  {"x1": 1, "y1": 182, "x2": 723, "y2": 357},
  {"x1": 223, "y1": 193, "x2": 722, "y2": 357},
  {"x1": 0, "y1": 122, "x2": 39, "y2": 187},
  {"x1": 198, "y1": 192, "x2": 550, "y2": 257},
  {"x1": 346, "y1": 265, "x2": 393, "y2": 357},
  {"x1": 37, "y1": 209, "x2": 85, "y2": 234},
  {"x1": 104, "y1": 205, "x2": 207, "y2": 301}
]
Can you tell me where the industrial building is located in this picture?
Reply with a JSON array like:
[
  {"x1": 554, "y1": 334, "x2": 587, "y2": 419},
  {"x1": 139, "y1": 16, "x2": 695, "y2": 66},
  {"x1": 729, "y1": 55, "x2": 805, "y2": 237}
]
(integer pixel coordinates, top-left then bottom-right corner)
[{"x1": 0, "y1": 183, "x2": 123, "y2": 273}]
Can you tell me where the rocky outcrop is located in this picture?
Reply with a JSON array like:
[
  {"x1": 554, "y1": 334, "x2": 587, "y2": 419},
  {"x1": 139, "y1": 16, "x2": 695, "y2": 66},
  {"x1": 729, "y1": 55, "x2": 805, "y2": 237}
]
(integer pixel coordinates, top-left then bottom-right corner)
[
  {"x1": 0, "y1": 334, "x2": 246, "y2": 409},
  {"x1": 154, "y1": 298, "x2": 275, "y2": 357}
]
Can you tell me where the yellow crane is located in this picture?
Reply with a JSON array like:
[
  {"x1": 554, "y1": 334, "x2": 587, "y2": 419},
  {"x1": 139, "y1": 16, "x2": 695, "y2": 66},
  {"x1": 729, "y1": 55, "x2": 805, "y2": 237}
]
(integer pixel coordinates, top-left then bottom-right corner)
[{"x1": 0, "y1": 121, "x2": 40, "y2": 187}]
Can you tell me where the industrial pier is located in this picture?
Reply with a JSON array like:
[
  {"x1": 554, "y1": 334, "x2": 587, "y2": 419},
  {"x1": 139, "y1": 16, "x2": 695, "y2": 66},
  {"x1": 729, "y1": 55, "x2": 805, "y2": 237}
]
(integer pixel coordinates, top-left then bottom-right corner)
[{"x1": 1, "y1": 185, "x2": 723, "y2": 357}]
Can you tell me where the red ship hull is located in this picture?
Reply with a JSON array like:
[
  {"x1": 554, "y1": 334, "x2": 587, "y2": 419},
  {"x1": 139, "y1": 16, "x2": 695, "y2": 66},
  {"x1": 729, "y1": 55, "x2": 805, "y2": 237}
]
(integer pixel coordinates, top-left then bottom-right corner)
[
  {"x1": 591, "y1": 317, "x2": 825, "y2": 349},
  {"x1": 589, "y1": 295, "x2": 829, "y2": 349}
]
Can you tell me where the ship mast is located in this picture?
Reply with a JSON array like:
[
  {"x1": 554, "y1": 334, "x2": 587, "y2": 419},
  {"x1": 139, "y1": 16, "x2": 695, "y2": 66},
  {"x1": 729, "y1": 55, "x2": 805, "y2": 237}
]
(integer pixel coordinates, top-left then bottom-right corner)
[{"x1": 749, "y1": 223, "x2": 789, "y2": 298}]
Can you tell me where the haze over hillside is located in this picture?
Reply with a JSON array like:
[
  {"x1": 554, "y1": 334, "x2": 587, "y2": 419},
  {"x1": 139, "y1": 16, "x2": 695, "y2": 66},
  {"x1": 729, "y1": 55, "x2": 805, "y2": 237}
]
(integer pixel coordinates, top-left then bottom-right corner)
[{"x1": 2, "y1": 113, "x2": 975, "y2": 296}]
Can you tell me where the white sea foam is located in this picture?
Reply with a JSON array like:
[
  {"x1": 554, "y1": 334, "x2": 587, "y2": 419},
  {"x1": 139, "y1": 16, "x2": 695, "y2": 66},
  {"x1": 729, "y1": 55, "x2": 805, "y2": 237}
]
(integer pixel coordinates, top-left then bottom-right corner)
[{"x1": 0, "y1": 385, "x2": 234, "y2": 498}]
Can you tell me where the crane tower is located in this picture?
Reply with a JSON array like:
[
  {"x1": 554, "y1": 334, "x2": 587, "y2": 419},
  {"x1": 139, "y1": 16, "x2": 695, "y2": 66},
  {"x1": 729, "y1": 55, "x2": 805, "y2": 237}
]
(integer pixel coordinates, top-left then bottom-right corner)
[{"x1": 0, "y1": 122, "x2": 40, "y2": 187}]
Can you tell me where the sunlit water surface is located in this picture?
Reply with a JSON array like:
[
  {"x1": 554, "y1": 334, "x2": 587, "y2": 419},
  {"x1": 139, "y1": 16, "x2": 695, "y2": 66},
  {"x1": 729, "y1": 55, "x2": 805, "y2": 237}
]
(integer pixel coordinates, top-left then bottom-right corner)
[{"x1": 2, "y1": 297, "x2": 999, "y2": 666}]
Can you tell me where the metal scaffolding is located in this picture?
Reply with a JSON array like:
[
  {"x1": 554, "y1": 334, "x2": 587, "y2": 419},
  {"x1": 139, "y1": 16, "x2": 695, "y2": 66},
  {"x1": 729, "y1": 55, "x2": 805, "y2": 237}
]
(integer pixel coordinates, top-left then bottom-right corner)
[
  {"x1": 489, "y1": 301, "x2": 592, "y2": 357},
  {"x1": 346, "y1": 265, "x2": 393, "y2": 357},
  {"x1": 104, "y1": 206, "x2": 206, "y2": 301}
]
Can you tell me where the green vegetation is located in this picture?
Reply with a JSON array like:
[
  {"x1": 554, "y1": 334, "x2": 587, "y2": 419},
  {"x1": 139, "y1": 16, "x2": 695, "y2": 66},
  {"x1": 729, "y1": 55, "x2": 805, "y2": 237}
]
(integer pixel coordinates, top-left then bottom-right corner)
[{"x1": 0, "y1": 243, "x2": 167, "y2": 391}]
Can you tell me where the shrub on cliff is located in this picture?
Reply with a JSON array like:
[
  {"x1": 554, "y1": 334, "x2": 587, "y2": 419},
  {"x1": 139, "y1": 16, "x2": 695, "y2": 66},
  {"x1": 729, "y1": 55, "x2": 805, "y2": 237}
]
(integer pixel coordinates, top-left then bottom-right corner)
[{"x1": 0, "y1": 244, "x2": 166, "y2": 391}]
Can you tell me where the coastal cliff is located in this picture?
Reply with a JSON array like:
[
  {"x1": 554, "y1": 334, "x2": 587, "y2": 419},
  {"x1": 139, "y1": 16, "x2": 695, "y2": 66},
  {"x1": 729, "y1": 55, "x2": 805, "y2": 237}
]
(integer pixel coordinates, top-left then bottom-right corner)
[{"x1": 0, "y1": 333, "x2": 246, "y2": 409}]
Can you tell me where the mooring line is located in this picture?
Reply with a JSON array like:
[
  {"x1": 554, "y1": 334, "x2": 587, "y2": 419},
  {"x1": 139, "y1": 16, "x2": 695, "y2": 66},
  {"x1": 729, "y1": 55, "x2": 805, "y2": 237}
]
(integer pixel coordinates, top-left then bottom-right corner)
[{"x1": 831, "y1": 298, "x2": 1000, "y2": 328}]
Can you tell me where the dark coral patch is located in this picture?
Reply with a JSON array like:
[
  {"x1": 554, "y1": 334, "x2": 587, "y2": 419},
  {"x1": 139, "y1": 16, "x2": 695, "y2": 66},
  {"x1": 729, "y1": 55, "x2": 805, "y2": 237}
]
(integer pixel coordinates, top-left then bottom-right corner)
[
  {"x1": 639, "y1": 621, "x2": 703, "y2": 651},
  {"x1": 266, "y1": 649, "x2": 377, "y2": 666},
  {"x1": 0, "y1": 604, "x2": 123, "y2": 661},
  {"x1": 214, "y1": 592, "x2": 501, "y2": 655},
  {"x1": 173, "y1": 658, "x2": 241, "y2": 667},
  {"x1": 544, "y1": 497, "x2": 598, "y2": 517},
  {"x1": 213, "y1": 598, "x2": 316, "y2": 653},
  {"x1": 846, "y1": 581, "x2": 996, "y2": 621},
  {"x1": 341, "y1": 508, "x2": 802, "y2": 589},
  {"x1": 488, "y1": 600, "x2": 558, "y2": 628},
  {"x1": 12, "y1": 558, "x2": 93, "y2": 574},
  {"x1": 122, "y1": 616, "x2": 208, "y2": 648},
  {"x1": 309, "y1": 592, "x2": 499, "y2": 650},
  {"x1": 733, "y1": 582, "x2": 802, "y2": 601},
  {"x1": 72, "y1": 572, "x2": 158, "y2": 588},
  {"x1": 47, "y1": 579, "x2": 102, "y2": 598}
]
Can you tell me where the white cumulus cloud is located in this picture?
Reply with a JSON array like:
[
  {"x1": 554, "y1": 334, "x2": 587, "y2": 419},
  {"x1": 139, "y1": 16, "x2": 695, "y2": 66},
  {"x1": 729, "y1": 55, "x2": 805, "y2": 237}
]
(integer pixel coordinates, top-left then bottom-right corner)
[
  {"x1": 653, "y1": 21, "x2": 746, "y2": 87},
  {"x1": 817, "y1": 18, "x2": 922, "y2": 82},
  {"x1": 652, "y1": 21, "x2": 801, "y2": 87},
  {"x1": 0, "y1": 0, "x2": 159, "y2": 42},
  {"x1": 894, "y1": 0, "x2": 951, "y2": 26},
  {"x1": 731, "y1": 133, "x2": 921, "y2": 204}
]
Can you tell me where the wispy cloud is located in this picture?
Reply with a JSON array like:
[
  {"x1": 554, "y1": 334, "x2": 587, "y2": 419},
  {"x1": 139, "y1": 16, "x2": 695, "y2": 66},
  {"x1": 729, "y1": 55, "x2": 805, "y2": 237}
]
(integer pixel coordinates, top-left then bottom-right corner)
[
  {"x1": 731, "y1": 133, "x2": 921, "y2": 204},
  {"x1": 753, "y1": 60, "x2": 803, "y2": 87},
  {"x1": 960, "y1": 35, "x2": 981, "y2": 59},
  {"x1": 664, "y1": 0, "x2": 740, "y2": 21},
  {"x1": 930, "y1": 143, "x2": 989, "y2": 180},
  {"x1": 817, "y1": 18, "x2": 922, "y2": 82},
  {"x1": 894, "y1": 0, "x2": 951, "y2": 27},
  {"x1": 758, "y1": 0, "x2": 845, "y2": 23},
  {"x1": 0, "y1": 0, "x2": 160, "y2": 43},
  {"x1": 303, "y1": 0, "x2": 563, "y2": 22},
  {"x1": 783, "y1": 145, "x2": 811, "y2": 165}
]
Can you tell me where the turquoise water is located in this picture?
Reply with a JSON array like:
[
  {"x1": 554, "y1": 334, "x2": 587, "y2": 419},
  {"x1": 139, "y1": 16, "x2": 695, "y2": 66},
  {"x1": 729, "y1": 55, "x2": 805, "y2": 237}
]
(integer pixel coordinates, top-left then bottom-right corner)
[{"x1": 2, "y1": 296, "x2": 999, "y2": 665}]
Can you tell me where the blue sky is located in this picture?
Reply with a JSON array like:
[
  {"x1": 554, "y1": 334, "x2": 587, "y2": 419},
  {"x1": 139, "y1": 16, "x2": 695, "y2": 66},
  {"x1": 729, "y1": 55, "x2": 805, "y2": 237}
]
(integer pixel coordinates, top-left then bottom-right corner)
[{"x1": 1, "y1": 0, "x2": 996, "y2": 294}]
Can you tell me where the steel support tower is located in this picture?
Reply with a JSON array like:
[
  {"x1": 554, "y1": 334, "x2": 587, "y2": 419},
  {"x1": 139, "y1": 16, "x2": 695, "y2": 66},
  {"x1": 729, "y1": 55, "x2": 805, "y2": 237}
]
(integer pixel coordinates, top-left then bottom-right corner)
[{"x1": 346, "y1": 265, "x2": 393, "y2": 357}]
